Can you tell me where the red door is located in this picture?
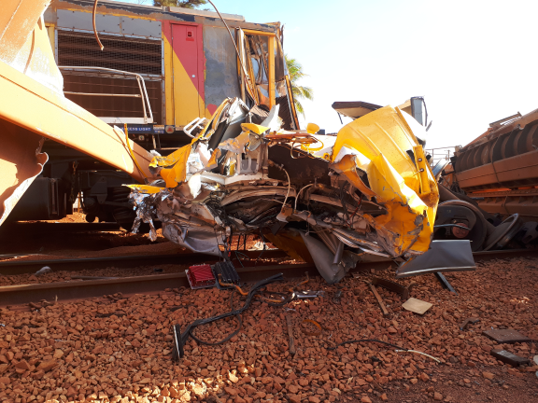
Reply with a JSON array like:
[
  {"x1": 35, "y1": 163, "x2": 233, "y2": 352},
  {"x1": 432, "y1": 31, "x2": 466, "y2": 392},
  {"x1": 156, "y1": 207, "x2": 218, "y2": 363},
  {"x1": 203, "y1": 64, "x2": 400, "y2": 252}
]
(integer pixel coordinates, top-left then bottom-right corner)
[{"x1": 172, "y1": 24, "x2": 204, "y2": 124}]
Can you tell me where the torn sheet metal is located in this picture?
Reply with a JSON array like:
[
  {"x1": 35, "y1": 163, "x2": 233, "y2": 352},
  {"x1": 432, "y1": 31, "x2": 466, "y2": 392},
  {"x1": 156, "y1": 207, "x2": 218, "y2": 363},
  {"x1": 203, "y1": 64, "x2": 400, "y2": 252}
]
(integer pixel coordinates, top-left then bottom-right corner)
[
  {"x1": 129, "y1": 98, "x2": 443, "y2": 283},
  {"x1": 395, "y1": 240, "x2": 475, "y2": 278},
  {"x1": 0, "y1": 132, "x2": 48, "y2": 227}
]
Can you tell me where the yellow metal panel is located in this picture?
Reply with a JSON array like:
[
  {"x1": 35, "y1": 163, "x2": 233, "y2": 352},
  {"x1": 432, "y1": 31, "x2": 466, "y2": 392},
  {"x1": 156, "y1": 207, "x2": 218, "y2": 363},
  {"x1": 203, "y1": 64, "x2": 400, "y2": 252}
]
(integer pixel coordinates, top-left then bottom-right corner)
[
  {"x1": 331, "y1": 105, "x2": 438, "y2": 255},
  {"x1": 0, "y1": 60, "x2": 154, "y2": 183},
  {"x1": 332, "y1": 106, "x2": 422, "y2": 192},
  {"x1": 413, "y1": 145, "x2": 432, "y2": 195},
  {"x1": 241, "y1": 29, "x2": 276, "y2": 37},
  {"x1": 0, "y1": 121, "x2": 48, "y2": 226},
  {"x1": 268, "y1": 36, "x2": 275, "y2": 109},
  {"x1": 163, "y1": 35, "x2": 175, "y2": 126},
  {"x1": 0, "y1": 0, "x2": 49, "y2": 65},
  {"x1": 46, "y1": 25, "x2": 55, "y2": 55}
]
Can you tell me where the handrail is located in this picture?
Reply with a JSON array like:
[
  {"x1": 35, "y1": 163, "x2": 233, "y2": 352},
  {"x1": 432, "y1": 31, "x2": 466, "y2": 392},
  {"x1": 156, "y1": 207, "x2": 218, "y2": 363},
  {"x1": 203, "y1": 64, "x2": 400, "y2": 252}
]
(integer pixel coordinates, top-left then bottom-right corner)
[{"x1": 58, "y1": 66, "x2": 153, "y2": 124}]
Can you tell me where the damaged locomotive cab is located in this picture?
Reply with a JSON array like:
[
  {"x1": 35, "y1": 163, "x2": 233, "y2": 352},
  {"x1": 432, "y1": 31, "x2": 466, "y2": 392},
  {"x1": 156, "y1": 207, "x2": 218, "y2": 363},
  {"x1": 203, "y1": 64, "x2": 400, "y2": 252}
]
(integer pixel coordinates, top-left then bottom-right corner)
[{"x1": 129, "y1": 97, "x2": 442, "y2": 284}]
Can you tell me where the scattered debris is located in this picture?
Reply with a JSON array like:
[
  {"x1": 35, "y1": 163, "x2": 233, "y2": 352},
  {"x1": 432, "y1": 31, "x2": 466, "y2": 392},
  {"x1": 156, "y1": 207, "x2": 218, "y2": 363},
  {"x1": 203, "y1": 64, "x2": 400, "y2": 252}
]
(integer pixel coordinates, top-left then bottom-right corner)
[
  {"x1": 434, "y1": 272, "x2": 457, "y2": 294},
  {"x1": 186, "y1": 264, "x2": 216, "y2": 289},
  {"x1": 34, "y1": 266, "x2": 51, "y2": 275},
  {"x1": 325, "y1": 338, "x2": 440, "y2": 363},
  {"x1": 534, "y1": 355, "x2": 538, "y2": 366},
  {"x1": 459, "y1": 317, "x2": 480, "y2": 331},
  {"x1": 301, "y1": 319, "x2": 322, "y2": 336},
  {"x1": 371, "y1": 276, "x2": 413, "y2": 300},
  {"x1": 295, "y1": 290, "x2": 324, "y2": 299},
  {"x1": 285, "y1": 313, "x2": 296, "y2": 356},
  {"x1": 0, "y1": 255, "x2": 536, "y2": 402},
  {"x1": 483, "y1": 328, "x2": 532, "y2": 343},
  {"x1": 490, "y1": 349, "x2": 531, "y2": 367},
  {"x1": 395, "y1": 349, "x2": 442, "y2": 364},
  {"x1": 129, "y1": 101, "x2": 451, "y2": 285},
  {"x1": 172, "y1": 273, "x2": 286, "y2": 359},
  {"x1": 368, "y1": 282, "x2": 390, "y2": 317},
  {"x1": 332, "y1": 288, "x2": 343, "y2": 304},
  {"x1": 402, "y1": 297, "x2": 433, "y2": 315},
  {"x1": 213, "y1": 261, "x2": 240, "y2": 289}
]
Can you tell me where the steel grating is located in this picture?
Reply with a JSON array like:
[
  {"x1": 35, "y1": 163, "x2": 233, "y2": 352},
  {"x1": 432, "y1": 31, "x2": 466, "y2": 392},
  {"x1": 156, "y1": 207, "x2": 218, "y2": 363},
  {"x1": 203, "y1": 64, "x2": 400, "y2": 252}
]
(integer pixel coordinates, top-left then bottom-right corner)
[
  {"x1": 58, "y1": 31, "x2": 162, "y2": 75},
  {"x1": 63, "y1": 74, "x2": 162, "y2": 122}
]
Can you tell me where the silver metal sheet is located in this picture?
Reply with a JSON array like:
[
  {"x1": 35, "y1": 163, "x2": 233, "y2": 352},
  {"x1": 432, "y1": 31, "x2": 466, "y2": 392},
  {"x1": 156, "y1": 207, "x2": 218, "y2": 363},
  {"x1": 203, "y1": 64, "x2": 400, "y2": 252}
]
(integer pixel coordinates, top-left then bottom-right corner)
[
  {"x1": 300, "y1": 232, "x2": 346, "y2": 284},
  {"x1": 121, "y1": 17, "x2": 161, "y2": 38},
  {"x1": 57, "y1": 10, "x2": 93, "y2": 31},
  {"x1": 95, "y1": 14, "x2": 120, "y2": 34},
  {"x1": 395, "y1": 240, "x2": 476, "y2": 278},
  {"x1": 57, "y1": 10, "x2": 120, "y2": 34},
  {"x1": 44, "y1": 7, "x2": 56, "y2": 25}
]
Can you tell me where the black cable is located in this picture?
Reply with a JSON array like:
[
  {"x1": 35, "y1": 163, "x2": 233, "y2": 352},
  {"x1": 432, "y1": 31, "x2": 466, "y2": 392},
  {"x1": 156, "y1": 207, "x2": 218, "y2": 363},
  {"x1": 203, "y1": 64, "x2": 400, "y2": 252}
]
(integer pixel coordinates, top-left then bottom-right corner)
[
  {"x1": 233, "y1": 250, "x2": 248, "y2": 268},
  {"x1": 174, "y1": 273, "x2": 285, "y2": 359},
  {"x1": 434, "y1": 224, "x2": 470, "y2": 230},
  {"x1": 189, "y1": 290, "x2": 243, "y2": 346},
  {"x1": 324, "y1": 338, "x2": 408, "y2": 351}
]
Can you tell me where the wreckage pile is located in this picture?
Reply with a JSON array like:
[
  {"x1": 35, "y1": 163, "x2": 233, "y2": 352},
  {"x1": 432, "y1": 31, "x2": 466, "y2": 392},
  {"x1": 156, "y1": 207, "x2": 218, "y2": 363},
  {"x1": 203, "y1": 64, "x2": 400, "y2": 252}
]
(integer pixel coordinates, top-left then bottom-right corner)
[
  {"x1": 0, "y1": 257, "x2": 537, "y2": 403},
  {"x1": 129, "y1": 98, "x2": 443, "y2": 284}
]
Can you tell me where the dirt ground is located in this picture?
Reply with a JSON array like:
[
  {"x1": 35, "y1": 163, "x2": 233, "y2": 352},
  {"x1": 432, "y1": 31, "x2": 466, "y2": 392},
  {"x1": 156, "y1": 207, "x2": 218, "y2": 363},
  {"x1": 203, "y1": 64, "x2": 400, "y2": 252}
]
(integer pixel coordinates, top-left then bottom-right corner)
[
  {"x1": 0, "y1": 216, "x2": 537, "y2": 402},
  {"x1": 0, "y1": 240, "x2": 537, "y2": 402}
]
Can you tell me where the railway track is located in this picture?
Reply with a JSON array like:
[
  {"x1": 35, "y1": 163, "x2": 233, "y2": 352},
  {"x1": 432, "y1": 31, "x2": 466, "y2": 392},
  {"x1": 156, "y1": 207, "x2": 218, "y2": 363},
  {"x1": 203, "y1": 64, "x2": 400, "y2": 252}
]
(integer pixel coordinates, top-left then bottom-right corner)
[
  {"x1": 0, "y1": 221, "x2": 122, "y2": 233},
  {"x1": 0, "y1": 248, "x2": 536, "y2": 307},
  {"x1": 0, "y1": 249, "x2": 288, "y2": 275}
]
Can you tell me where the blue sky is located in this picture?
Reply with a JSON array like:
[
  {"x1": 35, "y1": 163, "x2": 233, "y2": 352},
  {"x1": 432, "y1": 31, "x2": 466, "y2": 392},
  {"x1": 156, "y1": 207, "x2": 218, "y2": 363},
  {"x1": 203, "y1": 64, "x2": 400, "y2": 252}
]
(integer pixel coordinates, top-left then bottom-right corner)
[{"x1": 119, "y1": 0, "x2": 538, "y2": 149}]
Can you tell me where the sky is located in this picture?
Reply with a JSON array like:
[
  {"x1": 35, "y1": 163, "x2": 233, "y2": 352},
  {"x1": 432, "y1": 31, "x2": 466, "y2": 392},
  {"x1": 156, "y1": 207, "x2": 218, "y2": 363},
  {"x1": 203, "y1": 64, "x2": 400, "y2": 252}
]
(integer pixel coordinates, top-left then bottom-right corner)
[{"x1": 119, "y1": 0, "x2": 538, "y2": 149}]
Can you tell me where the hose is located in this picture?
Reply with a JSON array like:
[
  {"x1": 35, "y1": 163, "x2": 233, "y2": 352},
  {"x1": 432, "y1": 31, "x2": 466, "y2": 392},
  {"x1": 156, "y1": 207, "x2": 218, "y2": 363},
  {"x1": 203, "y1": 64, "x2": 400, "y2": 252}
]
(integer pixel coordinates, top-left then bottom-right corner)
[{"x1": 93, "y1": 0, "x2": 104, "y2": 51}]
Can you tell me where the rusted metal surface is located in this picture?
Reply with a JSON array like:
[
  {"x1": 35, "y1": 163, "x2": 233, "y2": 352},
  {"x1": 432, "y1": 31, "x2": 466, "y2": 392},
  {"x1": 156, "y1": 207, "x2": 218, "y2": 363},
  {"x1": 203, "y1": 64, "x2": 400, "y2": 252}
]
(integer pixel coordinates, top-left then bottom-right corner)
[
  {"x1": 448, "y1": 108, "x2": 538, "y2": 223},
  {"x1": 459, "y1": 317, "x2": 479, "y2": 331},
  {"x1": 482, "y1": 328, "x2": 532, "y2": 344},
  {"x1": 368, "y1": 283, "x2": 390, "y2": 317},
  {"x1": 0, "y1": 263, "x2": 317, "y2": 306},
  {"x1": 285, "y1": 313, "x2": 297, "y2": 356},
  {"x1": 490, "y1": 349, "x2": 530, "y2": 367},
  {"x1": 0, "y1": 249, "x2": 288, "y2": 275},
  {"x1": 371, "y1": 276, "x2": 412, "y2": 300},
  {"x1": 472, "y1": 189, "x2": 538, "y2": 220},
  {"x1": 454, "y1": 148, "x2": 538, "y2": 191}
]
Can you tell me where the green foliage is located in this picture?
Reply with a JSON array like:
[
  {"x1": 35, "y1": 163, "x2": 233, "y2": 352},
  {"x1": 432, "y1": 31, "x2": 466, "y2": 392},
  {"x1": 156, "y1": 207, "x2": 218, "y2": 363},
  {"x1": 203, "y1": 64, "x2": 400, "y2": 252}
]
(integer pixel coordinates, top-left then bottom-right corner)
[
  {"x1": 285, "y1": 55, "x2": 313, "y2": 117},
  {"x1": 153, "y1": 0, "x2": 207, "y2": 8}
]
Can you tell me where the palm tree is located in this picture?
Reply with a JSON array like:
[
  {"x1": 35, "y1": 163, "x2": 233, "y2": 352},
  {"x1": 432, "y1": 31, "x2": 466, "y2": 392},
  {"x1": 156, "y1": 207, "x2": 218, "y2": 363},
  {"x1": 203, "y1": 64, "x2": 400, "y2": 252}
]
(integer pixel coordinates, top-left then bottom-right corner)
[
  {"x1": 153, "y1": 0, "x2": 206, "y2": 8},
  {"x1": 286, "y1": 55, "x2": 313, "y2": 117}
]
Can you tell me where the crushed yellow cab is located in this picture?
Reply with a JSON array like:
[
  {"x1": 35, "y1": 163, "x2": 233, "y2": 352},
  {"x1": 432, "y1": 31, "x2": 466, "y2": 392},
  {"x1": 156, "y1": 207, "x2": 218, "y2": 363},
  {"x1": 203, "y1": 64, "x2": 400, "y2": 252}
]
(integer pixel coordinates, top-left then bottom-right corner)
[{"x1": 130, "y1": 98, "x2": 440, "y2": 283}]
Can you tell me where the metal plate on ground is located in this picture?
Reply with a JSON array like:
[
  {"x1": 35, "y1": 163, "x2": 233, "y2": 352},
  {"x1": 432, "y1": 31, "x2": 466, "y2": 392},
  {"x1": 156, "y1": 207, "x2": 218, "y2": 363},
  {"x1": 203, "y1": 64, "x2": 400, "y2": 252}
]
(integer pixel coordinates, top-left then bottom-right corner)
[
  {"x1": 402, "y1": 297, "x2": 432, "y2": 315},
  {"x1": 490, "y1": 349, "x2": 530, "y2": 367},
  {"x1": 482, "y1": 329, "x2": 531, "y2": 343}
]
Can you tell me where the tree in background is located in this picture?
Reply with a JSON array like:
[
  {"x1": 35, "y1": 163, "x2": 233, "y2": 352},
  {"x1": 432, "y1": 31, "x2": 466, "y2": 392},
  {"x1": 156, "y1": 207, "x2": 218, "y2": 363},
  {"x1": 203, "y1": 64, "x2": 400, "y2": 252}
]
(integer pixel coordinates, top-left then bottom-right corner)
[
  {"x1": 153, "y1": 0, "x2": 206, "y2": 8},
  {"x1": 285, "y1": 55, "x2": 313, "y2": 117}
]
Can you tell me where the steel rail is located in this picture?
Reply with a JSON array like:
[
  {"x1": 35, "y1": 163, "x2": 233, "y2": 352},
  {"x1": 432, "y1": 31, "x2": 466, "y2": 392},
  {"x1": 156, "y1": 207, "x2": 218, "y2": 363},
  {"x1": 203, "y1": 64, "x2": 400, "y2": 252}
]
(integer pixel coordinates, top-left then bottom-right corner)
[
  {"x1": 0, "y1": 250, "x2": 289, "y2": 275},
  {"x1": 0, "y1": 263, "x2": 318, "y2": 306},
  {"x1": 1, "y1": 222, "x2": 122, "y2": 233},
  {"x1": 0, "y1": 249, "x2": 536, "y2": 307}
]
